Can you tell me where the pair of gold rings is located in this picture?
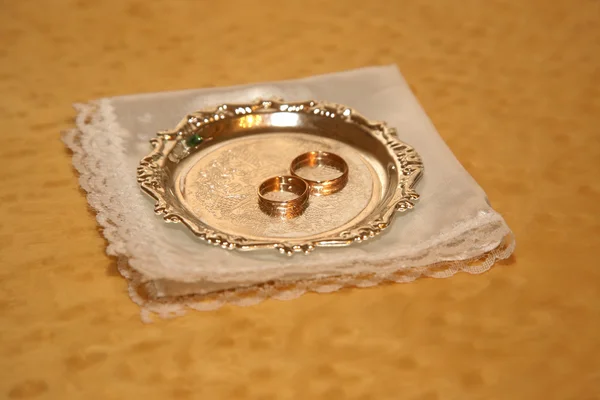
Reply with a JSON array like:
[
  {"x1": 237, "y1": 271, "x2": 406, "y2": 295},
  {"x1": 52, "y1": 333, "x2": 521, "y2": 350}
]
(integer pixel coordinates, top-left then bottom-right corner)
[{"x1": 258, "y1": 151, "x2": 349, "y2": 219}]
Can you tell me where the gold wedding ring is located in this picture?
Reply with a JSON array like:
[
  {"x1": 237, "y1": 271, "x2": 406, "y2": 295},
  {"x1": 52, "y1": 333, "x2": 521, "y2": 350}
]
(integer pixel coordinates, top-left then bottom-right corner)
[
  {"x1": 258, "y1": 175, "x2": 309, "y2": 218},
  {"x1": 290, "y1": 151, "x2": 349, "y2": 196}
]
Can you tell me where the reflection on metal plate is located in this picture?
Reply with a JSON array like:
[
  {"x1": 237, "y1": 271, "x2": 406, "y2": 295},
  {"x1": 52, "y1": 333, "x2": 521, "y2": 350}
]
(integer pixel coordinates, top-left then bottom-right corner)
[{"x1": 137, "y1": 99, "x2": 423, "y2": 256}]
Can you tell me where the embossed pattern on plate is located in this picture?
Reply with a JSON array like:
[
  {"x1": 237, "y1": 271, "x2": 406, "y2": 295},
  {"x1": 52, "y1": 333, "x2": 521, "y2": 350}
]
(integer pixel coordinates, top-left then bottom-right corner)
[{"x1": 137, "y1": 100, "x2": 423, "y2": 255}]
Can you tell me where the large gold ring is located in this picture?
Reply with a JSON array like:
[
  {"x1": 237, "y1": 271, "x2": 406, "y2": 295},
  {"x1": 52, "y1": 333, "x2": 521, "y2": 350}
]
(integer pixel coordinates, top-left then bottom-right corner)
[
  {"x1": 290, "y1": 151, "x2": 349, "y2": 196},
  {"x1": 258, "y1": 175, "x2": 309, "y2": 218}
]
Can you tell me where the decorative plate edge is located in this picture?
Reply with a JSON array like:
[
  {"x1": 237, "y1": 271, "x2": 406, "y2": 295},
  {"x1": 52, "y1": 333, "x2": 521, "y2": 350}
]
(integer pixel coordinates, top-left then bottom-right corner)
[{"x1": 137, "y1": 99, "x2": 424, "y2": 256}]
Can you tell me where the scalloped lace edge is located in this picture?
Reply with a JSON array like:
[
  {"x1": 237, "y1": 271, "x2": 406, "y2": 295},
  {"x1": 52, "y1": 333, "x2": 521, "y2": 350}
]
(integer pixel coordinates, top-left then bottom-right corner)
[
  {"x1": 118, "y1": 233, "x2": 515, "y2": 322},
  {"x1": 62, "y1": 101, "x2": 130, "y2": 258}
]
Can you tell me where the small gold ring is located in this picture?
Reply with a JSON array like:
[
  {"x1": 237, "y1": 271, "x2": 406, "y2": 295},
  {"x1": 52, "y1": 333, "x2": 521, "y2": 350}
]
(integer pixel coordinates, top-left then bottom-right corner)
[
  {"x1": 257, "y1": 175, "x2": 309, "y2": 218},
  {"x1": 290, "y1": 151, "x2": 349, "y2": 196}
]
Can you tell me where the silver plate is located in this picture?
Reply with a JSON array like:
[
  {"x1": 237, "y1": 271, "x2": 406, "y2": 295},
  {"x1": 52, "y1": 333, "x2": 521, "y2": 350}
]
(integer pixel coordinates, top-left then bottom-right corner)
[{"x1": 137, "y1": 100, "x2": 423, "y2": 255}]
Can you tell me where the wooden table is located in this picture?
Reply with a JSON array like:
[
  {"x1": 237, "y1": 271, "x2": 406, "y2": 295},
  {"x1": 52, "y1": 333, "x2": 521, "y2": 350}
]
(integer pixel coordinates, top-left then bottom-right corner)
[{"x1": 1, "y1": 1, "x2": 599, "y2": 398}]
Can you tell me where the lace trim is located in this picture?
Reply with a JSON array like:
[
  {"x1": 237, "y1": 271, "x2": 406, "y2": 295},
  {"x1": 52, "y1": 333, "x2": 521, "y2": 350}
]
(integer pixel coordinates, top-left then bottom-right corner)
[
  {"x1": 118, "y1": 233, "x2": 514, "y2": 322},
  {"x1": 63, "y1": 101, "x2": 130, "y2": 257}
]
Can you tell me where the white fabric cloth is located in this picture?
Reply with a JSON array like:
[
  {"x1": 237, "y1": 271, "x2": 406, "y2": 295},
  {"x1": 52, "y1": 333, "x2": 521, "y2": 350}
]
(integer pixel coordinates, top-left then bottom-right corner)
[{"x1": 64, "y1": 65, "x2": 514, "y2": 303}]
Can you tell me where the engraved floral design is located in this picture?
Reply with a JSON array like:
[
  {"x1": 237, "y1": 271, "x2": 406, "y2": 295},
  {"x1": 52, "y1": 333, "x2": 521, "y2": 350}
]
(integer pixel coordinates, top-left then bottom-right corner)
[{"x1": 137, "y1": 99, "x2": 424, "y2": 255}]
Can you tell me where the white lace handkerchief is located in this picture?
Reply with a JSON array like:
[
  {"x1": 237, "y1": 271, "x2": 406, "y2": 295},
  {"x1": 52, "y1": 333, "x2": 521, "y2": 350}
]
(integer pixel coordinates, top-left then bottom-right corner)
[{"x1": 63, "y1": 65, "x2": 514, "y2": 319}]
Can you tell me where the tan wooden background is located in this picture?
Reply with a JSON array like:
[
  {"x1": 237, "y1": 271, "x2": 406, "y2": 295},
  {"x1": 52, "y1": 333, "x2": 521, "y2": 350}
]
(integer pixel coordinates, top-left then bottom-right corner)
[{"x1": 1, "y1": 0, "x2": 599, "y2": 398}]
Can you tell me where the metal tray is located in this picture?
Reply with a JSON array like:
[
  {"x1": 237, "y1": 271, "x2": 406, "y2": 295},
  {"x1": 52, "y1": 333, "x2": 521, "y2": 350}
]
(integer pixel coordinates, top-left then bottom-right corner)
[{"x1": 137, "y1": 99, "x2": 423, "y2": 255}]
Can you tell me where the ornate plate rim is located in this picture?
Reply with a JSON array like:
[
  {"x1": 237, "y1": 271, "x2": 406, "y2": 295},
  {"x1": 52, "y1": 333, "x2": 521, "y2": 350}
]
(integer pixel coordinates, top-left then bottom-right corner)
[{"x1": 137, "y1": 99, "x2": 424, "y2": 256}]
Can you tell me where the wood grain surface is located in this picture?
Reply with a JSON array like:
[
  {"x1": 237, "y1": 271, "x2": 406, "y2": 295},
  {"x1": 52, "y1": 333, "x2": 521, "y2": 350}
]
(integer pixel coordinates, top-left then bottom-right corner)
[{"x1": 1, "y1": 0, "x2": 599, "y2": 399}]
